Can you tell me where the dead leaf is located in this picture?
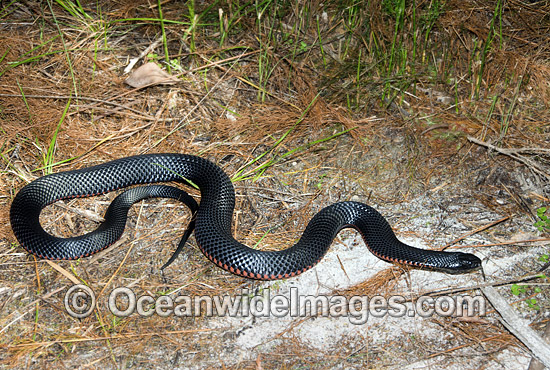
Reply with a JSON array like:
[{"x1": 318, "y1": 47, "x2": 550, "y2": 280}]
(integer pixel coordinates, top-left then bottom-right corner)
[
  {"x1": 45, "y1": 260, "x2": 81, "y2": 285},
  {"x1": 456, "y1": 315, "x2": 490, "y2": 324},
  {"x1": 124, "y1": 62, "x2": 179, "y2": 88}
]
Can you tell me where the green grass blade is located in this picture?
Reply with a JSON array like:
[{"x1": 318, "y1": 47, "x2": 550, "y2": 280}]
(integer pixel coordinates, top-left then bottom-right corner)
[
  {"x1": 232, "y1": 93, "x2": 320, "y2": 181},
  {"x1": 48, "y1": 0, "x2": 79, "y2": 99},
  {"x1": 16, "y1": 80, "x2": 33, "y2": 123},
  {"x1": 0, "y1": 0, "x2": 19, "y2": 18},
  {"x1": 157, "y1": 0, "x2": 170, "y2": 72},
  {"x1": 43, "y1": 98, "x2": 71, "y2": 175}
]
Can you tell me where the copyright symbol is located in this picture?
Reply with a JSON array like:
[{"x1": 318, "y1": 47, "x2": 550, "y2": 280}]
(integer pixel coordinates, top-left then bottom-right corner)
[{"x1": 64, "y1": 284, "x2": 96, "y2": 319}]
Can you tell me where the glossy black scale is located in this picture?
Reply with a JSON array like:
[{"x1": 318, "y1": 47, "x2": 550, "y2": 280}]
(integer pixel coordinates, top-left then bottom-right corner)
[{"x1": 10, "y1": 154, "x2": 481, "y2": 279}]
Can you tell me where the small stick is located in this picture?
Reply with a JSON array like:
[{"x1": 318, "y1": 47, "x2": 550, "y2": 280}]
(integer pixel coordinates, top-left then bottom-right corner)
[
  {"x1": 440, "y1": 216, "x2": 509, "y2": 250},
  {"x1": 468, "y1": 136, "x2": 550, "y2": 181},
  {"x1": 450, "y1": 237, "x2": 550, "y2": 249},
  {"x1": 124, "y1": 36, "x2": 164, "y2": 74}
]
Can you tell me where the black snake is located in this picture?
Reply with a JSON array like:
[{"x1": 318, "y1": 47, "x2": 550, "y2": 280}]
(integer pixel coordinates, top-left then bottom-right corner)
[{"x1": 10, "y1": 154, "x2": 482, "y2": 279}]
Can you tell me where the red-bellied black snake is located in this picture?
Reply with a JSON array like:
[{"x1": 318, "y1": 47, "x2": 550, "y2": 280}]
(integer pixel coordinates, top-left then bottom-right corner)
[{"x1": 10, "y1": 154, "x2": 481, "y2": 279}]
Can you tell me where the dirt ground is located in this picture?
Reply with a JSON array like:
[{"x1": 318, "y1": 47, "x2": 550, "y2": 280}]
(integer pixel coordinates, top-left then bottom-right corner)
[{"x1": 1, "y1": 1, "x2": 550, "y2": 369}]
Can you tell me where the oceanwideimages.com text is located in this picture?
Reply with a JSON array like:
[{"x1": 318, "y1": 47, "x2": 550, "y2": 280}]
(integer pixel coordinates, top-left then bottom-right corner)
[{"x1": 65, "y1": 285, "x2": 486, "y2": 324}]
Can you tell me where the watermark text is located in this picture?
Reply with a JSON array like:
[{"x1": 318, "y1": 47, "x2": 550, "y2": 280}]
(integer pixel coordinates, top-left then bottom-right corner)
[{"x1": 64, "y1": 285, "x2": 486, "y2": 325}]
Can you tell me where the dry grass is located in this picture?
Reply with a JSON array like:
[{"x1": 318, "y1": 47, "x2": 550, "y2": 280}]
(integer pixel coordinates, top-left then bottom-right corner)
[{"x1": 1, "y1": 0, "x2": 550, "y2": 368}]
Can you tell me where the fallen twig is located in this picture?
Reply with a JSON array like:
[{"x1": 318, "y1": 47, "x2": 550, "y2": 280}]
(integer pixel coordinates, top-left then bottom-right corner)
[
  {"x1": 481, "y1": 286, "x2": 550, "y2": 367},
  {"x1": 528, "y1": 318, "x2": 550, "y2": 370},
  {"x1": 468, "y1": 136, "x2": 550, "y2": 182},
  {"x1": 441, "y1": 216, "x2": 509, "y2": 250}
]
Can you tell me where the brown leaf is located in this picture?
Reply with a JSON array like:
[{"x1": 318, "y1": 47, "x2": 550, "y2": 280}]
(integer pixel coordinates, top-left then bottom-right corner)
[{"x1": 124, "y1": 62, "x2": 179, "y2": 88}]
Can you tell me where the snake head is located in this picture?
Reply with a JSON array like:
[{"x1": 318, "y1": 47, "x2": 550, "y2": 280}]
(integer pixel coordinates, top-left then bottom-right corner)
[{"x1": 451, "y1": 252, "x2": 482, "y2": 274}]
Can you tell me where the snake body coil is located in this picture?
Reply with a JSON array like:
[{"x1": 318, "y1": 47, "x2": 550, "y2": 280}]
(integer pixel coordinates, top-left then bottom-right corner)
[{"x1": 10, "y1": 154, "x2": 481, "y2": 279}]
